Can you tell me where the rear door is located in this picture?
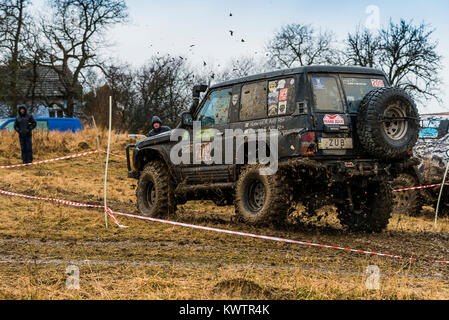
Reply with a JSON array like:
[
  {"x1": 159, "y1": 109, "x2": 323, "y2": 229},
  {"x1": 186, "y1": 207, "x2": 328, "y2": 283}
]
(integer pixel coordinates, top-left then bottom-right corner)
[{"x1": 309, "y1": 74, "x2": 353, "y2": 157}]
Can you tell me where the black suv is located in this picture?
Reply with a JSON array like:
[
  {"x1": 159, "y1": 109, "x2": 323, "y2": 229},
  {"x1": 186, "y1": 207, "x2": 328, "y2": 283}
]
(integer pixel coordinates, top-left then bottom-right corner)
[{"x1": 126, "y1": 66, "x2": 420, "y2": 232}]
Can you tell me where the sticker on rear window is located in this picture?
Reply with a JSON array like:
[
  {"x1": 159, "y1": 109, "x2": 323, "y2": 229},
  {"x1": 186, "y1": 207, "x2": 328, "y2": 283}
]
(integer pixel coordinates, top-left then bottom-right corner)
[
  {"x1": 279, "y1": 88, "x2": 288, "y2": 101},
  {"x1": 371, "y1": 79, "x2": 385, "y2": 87},
  {"x1": 313, "y1": 78, "x2": 326, "y2": 90}
]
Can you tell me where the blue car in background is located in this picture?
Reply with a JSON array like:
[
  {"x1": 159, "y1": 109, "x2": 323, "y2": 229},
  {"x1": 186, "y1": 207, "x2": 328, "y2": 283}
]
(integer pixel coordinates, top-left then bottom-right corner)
[{"x1": 0, "y1": 118, "x2": 82, "y2": 133}]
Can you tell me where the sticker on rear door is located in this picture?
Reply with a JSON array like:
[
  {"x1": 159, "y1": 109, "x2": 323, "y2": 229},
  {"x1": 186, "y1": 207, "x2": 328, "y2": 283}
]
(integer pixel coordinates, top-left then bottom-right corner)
[
  {"x1": 323, "y1": 114, "x2": 344, "y2": 125},
  {"x1": 313, "y1": 78, "x2": 326, "y2": 90}
]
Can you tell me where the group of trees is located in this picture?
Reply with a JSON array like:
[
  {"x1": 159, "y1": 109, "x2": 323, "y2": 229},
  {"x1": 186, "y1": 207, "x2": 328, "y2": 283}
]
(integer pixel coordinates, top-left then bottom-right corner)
[
  {"x1": 0, "y1": 1, "x2": 443, "y2": 133},
  {"x1": 0, "y1": 0, "x2": 128, "y2": 117}
]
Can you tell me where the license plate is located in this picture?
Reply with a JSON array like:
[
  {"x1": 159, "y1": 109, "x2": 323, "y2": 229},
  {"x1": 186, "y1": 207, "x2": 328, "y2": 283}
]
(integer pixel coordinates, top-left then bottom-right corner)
[{"x1": 318, "y1": 138, "x2": 353, "y2": 150}]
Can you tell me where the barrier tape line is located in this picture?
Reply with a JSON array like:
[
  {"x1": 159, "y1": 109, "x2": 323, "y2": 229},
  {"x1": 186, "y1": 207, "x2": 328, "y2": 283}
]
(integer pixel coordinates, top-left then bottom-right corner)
[
  {"x1": 393, "y1": 183, "x2": 449, "y2": 192},
  {"x1": 0, "y1": 149, "x2": 127, "y2": 170},
  {"x1": 0, "y1": 188, "x2": 447, "y2": 265},
  {"x1": 0, "y1": 189, "x2": 127, "y2": 228}
]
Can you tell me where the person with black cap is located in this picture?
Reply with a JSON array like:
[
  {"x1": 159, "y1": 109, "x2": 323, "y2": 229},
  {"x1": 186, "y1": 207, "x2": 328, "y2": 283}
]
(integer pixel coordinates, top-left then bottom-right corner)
[
  {"x1": 14, "y1": 106, "x2": 37, "y2": 164},
  {"x1": 148, "y1": 116, "x2": 170, "y2": 137}
]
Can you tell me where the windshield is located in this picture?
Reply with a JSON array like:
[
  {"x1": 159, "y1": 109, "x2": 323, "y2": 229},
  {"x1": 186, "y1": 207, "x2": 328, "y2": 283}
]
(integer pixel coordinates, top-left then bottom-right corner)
[{"x1": 342, "y1": 77, "x2": 386, "y2": 113}]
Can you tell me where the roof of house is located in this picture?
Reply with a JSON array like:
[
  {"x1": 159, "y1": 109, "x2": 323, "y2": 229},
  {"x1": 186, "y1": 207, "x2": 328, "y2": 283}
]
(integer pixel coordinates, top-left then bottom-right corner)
[{"x1": 0, "y1": 65, "x2": 82, "y2": 100}]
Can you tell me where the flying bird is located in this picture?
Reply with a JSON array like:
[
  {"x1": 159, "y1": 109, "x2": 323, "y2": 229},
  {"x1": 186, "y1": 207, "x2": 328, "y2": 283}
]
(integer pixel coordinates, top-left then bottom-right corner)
[
  {"x1": 203, "y1": 61, "x2": 207, "y2": 67},
  {"x1": 229, "y1": 30, "x2": 234, "y2": 36},
  {"x1": 229, "y1": 13, "x2": 233, "y2": 17},
  {"x1": 241, "y1": 39, "x2": 245, "y2": 42}
]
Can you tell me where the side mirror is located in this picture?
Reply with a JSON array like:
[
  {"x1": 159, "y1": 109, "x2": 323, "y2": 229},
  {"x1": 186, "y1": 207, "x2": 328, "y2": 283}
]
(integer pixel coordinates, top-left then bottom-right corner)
[
  {"x1": 181, "y1": 112, "x2": 193, "y2": 127},
  {"x1": 446, "y1": 149, "x2": 449, "y2": 158}
]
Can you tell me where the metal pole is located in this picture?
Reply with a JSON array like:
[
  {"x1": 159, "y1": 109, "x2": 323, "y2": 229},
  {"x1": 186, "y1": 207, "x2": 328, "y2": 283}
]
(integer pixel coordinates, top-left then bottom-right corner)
[
  {"x1": 435, "y1": 159, "x2": 449, "y2": 230},
  {"x1": 103, "y1": 96, "x2": 113, "y2": 228}
]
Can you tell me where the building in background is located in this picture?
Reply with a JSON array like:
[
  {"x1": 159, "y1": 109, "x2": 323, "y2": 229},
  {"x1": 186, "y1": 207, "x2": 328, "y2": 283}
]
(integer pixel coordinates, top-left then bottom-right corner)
[{"x1": 0, "y1": 66, "x2": 82, "y2": 118}]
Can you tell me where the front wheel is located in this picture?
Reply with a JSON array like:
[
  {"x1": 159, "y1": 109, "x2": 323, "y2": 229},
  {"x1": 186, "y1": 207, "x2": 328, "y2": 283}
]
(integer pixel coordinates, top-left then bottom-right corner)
[
  {"x1": 137, "y1": 161, "x2": 175, "y2": 217},
  {"x1": 391, "y1": 173, "x2": 422, "y2": 216},
  {"x1": 336, "y1": 181, "x2": 393, "y2": 233}
]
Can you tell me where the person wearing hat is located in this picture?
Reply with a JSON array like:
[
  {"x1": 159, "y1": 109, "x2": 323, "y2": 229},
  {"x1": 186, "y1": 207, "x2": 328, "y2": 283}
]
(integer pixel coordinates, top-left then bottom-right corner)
[
  {"x1": 148, "y1": 115, "x2": 170, "y2": 137},
  {"x1": 14, "y1": 106, "x2": 37, "y2": 164}
]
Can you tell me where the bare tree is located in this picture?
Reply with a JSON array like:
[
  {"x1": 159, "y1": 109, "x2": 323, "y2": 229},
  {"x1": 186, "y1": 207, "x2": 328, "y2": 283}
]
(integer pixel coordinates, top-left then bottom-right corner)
[
  {"x1": 380, "y1": 19, "x2": 442, "y2": 102},
  {"x1": 346, "y1": 20, "x2": 442, "y2": 102},
  {"x1": 37, "y1": 0, "x2": 128, "y2": 117},
  {"x1": 0, "y1": 0, "x2": 31, "y2": 116},
  {"x1": 345, "y1": 26, "x2": 380, "y2": 68},
  {"x1": 266, "y1": 23, "x2": 340, "y2": 69},
  {"x1": 131, "y1": 55, "x2": 194, "y2": 132}
]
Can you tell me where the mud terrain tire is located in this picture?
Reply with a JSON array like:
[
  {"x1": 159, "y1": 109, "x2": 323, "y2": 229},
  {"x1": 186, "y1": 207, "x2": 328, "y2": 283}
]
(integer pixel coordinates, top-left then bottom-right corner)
[
  {"x1": 391, "y1": 173, "x2": 422, "y2": 216},
  {"x1": 357, "y1": 87, "x2": 419, "y2": 160},
  {"x1": 137, "y1": 161, "x2": 174, "y2": 217},
  {"x1": 336, "y1": 182, "x2": 392, "y2": 233},
  {"x1": 235, "y1": 166, "x2": 291, "y2": 225}
]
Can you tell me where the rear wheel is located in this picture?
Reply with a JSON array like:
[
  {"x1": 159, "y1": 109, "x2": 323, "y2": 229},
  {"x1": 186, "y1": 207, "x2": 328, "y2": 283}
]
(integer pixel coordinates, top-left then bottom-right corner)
[
  {"x1": 235, "y1": 166, "x2": 291, "y2": 225},
  {"x1": 336, "y1": 181, "x2": 392, "y2": 233},
  {"x1": 137, "y1": 161, "x2": 175, "y2": 217},
  {"x1": 391, "y1": 173, "x2": 422, "y2": 216}
]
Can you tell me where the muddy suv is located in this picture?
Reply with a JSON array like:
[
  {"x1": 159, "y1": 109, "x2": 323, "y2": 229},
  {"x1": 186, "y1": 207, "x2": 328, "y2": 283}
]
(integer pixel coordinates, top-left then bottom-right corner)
[
  {"x1": 392, "y1": 116, "x2": 449, "y2": 216},
  {"x1": 126, "y1": 66, "x2": 420, "y2": 232}
]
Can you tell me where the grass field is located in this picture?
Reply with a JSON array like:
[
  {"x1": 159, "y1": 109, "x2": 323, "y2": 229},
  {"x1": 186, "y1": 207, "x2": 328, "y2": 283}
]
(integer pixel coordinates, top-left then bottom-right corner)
[{"x1": 0, "y1": 129, "x2": 448, "y2": 300}]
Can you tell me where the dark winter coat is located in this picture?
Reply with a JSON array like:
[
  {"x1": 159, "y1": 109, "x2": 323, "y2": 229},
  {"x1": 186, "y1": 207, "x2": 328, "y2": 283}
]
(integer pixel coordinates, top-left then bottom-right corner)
[
  {"x1": 14, "y1": 107, "x2": 37, "y2": 137},
  {"x1": 148, "y1": 116, "x2": 171, "y2": 137}
]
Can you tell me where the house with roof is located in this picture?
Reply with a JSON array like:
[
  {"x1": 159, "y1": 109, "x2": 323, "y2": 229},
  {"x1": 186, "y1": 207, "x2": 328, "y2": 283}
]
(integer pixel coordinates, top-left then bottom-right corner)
[{"x1": 0, "y1": 65, "x2": 82, "y2": 118}]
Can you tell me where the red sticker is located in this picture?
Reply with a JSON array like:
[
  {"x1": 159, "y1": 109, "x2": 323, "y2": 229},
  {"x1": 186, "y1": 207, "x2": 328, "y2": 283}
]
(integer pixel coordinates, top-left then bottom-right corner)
[
  {"x1": 371, "y1": 79, "x2": 385, "y2": 87},
  {"x1": 323, "y1": 114, "x2": 344, "y2": 125},
  {"x1": 279, "y1": 88, "x2": 288, "y2": 101}
]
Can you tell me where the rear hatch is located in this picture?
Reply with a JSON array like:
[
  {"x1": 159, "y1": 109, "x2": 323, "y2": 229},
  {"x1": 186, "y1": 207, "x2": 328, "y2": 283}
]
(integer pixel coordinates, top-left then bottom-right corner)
[{"x1": 308, "y1": 73, "x2": 388, "y2": 159}]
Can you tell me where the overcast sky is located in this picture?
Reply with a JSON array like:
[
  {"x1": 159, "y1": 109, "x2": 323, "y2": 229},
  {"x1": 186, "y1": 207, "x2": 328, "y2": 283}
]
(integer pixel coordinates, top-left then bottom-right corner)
[{"x1": 34, "y1": 0, "x2": 449, "y2": 113}]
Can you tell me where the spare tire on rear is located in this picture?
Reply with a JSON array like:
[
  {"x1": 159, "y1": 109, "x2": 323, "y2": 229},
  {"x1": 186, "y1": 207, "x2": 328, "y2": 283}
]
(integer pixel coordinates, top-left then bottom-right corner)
[{"x1": 357, "y1": 87, "x2": 419, "y2": 160}]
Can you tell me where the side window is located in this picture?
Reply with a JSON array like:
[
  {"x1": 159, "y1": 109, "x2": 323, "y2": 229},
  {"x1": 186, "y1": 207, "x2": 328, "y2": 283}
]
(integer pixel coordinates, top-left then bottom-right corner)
[
  {"x1": 196, "y1": 88, "x2": 232, "y2": 127},
  {"x1": 267, "y1": 78, "x2": 296, "y2": 117},
  {"x1": 311, "y1": 76, "x2": 344, "y2": 112},
  {"x1": 36, "y1": 120, "x2": 48, "y2": 131},
  {"x1": 240, "y1": 81, "x2": 267, "y2": 121}
]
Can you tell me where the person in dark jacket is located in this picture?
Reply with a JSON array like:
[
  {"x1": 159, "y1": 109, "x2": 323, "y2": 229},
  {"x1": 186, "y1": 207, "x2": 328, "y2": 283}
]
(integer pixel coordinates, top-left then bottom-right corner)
[
  {"x1": 14, "y1": 106, "x2": 37, "y2": 164},
  {"x1": 148, "y1": 116, "x2": 170, "y2": 137}
]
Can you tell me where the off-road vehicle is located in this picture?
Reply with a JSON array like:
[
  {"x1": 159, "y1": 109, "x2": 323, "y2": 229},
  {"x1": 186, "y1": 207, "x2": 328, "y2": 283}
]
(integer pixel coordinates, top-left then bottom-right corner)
[
  {"x1": 126, "y1": 66, "x2": 420, "y2": 232},
  {"x1": 392, "y1": 115, "x2": 449, "y2": 216}
]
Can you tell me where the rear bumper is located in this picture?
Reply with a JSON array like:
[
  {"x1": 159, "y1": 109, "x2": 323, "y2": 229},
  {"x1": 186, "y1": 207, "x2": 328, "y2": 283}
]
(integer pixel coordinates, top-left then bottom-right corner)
[{"x1": 280, "y1": 157, "x2": 418, "y2": 179}]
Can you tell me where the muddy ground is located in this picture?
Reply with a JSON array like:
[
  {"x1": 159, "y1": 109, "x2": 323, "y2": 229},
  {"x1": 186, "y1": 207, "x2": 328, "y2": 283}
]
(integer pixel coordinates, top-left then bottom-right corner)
[{"x1": 0, "y1": 147, "x2": 448, "y2": 299}]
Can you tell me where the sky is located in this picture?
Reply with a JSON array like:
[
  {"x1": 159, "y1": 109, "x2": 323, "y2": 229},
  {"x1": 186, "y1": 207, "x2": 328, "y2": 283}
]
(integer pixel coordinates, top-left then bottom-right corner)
[{"x1": 33, "y1": 0, "x2": 449, "y2": 113}]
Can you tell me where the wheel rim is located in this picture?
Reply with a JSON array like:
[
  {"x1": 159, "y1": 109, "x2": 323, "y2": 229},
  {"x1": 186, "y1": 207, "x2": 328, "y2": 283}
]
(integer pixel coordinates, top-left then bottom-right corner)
[
  {"x1": 144, "y1": 180, "x2": 156, "y2": 209},
  {"x1": 246, "y1": 179, "x2": 267, "y2": 213},
  {"x1": 383, "y1": 101, "x2": 409, "y2": 140}
]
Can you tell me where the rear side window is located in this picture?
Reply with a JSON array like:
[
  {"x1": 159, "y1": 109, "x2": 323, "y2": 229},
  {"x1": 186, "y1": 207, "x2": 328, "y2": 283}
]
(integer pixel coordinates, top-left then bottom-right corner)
[
  {"x1": 196, "y1": 88, "x2": 232, "y2": 126},
  {"x1": 311, "y1": 76, "x2": 344, "y2": 112},
  {"x1": 240, "y1": 81, "x2": 267, "y2": 121},
  {"x1": 267, "y1": 78, "x2": 296, "y2": 117},
  {"x1": 342, "y1": 77, "x2": 386, "y2": 113}
]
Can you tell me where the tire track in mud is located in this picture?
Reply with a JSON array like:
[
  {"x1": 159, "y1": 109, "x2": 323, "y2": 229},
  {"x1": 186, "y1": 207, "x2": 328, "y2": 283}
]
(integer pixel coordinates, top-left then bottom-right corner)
[{"x1": 0, "y1": 254, "x2": 445, "y2": 280}]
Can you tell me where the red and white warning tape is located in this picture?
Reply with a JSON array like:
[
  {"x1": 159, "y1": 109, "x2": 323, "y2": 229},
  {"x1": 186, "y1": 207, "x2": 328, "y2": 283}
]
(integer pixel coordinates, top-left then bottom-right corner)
[
  {"x1": 0, "y1": 150, "x2": 99, "y2": 169},
  {"x1": 394, "y1": 183, "x2": 449, "y2": 192},
  {"x1": 0, "y1": 149, "x2": 126, "y2": 170},
  {"x1": 0, "y1": 189, "x2": 127, "y2": 228},
  {"x1": 0, "y1": 188, "x2": 447, "y2": 265}
]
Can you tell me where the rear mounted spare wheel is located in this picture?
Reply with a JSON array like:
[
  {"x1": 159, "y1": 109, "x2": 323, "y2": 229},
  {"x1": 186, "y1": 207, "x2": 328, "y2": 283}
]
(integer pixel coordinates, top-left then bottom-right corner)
[{"x1": 357, "y1": 87, "x2": 419, "y2": 160}]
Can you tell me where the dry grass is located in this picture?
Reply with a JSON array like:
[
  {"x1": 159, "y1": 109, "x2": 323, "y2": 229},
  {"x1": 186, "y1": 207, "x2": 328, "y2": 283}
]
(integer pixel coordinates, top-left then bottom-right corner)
[{"x1": 0, "y1": 130, "x2": 448, "y2": 300}]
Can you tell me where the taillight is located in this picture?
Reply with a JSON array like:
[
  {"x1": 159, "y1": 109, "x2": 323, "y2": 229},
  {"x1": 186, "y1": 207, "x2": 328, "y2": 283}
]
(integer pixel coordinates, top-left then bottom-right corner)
[{"x1": 301, "y1": 132, "x2": 317, "y2": 155}]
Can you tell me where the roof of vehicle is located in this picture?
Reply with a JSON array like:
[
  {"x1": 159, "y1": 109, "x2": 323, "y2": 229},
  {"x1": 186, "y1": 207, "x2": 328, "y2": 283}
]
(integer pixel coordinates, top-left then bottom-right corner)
[{"x1": 210, "y1": 65, "x2": 387, "y2": 89}]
